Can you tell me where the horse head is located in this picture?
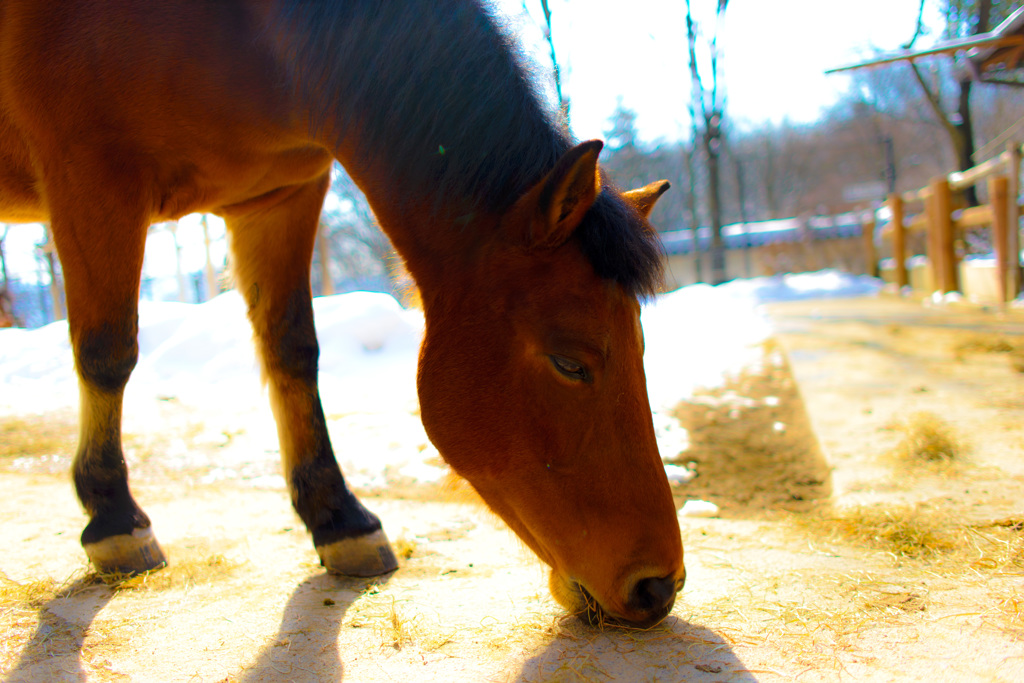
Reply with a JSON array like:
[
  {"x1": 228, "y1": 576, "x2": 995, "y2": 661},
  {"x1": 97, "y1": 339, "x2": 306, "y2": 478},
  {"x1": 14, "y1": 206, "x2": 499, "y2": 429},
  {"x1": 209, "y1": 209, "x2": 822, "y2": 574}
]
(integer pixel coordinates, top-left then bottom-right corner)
[{"x1": 416, "y1": 140, "x2": 684, "y2": 628}]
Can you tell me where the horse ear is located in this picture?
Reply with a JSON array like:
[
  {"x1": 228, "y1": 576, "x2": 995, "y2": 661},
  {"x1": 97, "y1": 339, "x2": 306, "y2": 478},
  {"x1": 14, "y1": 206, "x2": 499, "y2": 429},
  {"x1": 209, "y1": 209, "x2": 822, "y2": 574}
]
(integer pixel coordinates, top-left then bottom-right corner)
[
  {"x1": 623, "y1": 180, "x2": 671, "y2": 218},
  {"x1": 512, "y1": 139, "x2": 603, "y2": 249}
]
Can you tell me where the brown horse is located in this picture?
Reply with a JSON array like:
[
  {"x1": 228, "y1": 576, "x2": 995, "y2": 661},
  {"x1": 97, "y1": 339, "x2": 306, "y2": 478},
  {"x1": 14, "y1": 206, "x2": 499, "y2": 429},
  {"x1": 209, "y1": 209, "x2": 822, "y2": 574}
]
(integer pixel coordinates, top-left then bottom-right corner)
[{"x1": 0, "y1": 0, "x2": 684, "y2": 627}]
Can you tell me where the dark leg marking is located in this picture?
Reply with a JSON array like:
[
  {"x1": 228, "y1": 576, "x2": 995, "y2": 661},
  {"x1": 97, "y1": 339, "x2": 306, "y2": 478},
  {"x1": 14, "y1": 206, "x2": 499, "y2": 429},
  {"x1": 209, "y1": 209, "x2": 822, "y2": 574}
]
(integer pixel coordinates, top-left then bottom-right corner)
[
  {"x1": 75, "y1": 320, "x2": 139, "y2": 392},
  {"x1": 73, "y1": 316, "x2": 165, "y2": 573},
  {"x1": 286, "y1": 400, "x2": 398, "y2": 577}
]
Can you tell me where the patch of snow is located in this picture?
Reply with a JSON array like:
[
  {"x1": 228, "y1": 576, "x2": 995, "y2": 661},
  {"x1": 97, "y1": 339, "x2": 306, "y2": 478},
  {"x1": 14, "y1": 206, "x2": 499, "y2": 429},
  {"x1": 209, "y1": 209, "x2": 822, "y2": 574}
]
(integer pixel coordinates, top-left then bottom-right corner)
[
  {"x1": 0, "y1": 269, "x2": 879, "y2": 491},
  {"x1": 664, "y1": 464, "x2": 697, "y2": 485},
  {"x1": 653, "y1": 413, "x2": 690, "y2": 461},
  {"x1": 715, "y1": 269, "x2": 883, "y2": 305},
  {"x1": 678, "y1": 500, "x2": 720, "y2": 518},
  {"x1": 928, "y1": 290, "x2": 964, "y2": 305}
]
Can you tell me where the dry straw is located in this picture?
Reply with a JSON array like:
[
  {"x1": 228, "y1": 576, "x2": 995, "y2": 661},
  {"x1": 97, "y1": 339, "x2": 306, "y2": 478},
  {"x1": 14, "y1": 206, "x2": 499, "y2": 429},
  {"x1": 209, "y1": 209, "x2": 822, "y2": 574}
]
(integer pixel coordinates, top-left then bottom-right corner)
[
  {"x1": 0, "y1": 415, "x2": 76, "y2": 459},
  {"x1": 888, "y1": 411, "x2": 964, "y2": 464}
]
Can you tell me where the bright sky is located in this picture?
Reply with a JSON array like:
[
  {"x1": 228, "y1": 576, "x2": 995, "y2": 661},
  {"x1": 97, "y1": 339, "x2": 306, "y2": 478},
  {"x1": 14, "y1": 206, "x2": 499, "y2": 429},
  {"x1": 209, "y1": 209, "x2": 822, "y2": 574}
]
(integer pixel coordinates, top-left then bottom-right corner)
[{"x1": 502, "y1": 0, "x2": 944, "y2": 143}]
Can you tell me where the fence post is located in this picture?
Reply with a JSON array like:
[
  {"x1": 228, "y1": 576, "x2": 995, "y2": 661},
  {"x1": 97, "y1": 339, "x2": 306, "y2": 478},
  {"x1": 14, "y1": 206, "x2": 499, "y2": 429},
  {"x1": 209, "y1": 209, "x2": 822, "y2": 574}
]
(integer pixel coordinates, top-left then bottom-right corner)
[
  {"x1": 862, "y1": 216, "x2": 878, "y2": 277},
  {"x1": 1007, "y1": 142, "x2": 1022, "y2": 300},
  {"x1": 924, "y1": 184, "x2": 938, "y2": 292},
  {"x1": 928, "y1": 176, "x2": 958, "y2": 294},
  {"x1": 887, "y1": 193, "x2": 907, "y2": 290},
  {"x1": 989, "y1": 174, "x2": 1010, "y2": 303}
]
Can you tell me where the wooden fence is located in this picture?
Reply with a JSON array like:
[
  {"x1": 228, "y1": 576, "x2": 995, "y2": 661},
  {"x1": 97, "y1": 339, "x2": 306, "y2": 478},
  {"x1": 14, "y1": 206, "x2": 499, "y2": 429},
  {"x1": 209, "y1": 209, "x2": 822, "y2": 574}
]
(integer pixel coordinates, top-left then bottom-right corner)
[{"x1": 879, "y1": 142, "x2": 1022, "y2": 303}]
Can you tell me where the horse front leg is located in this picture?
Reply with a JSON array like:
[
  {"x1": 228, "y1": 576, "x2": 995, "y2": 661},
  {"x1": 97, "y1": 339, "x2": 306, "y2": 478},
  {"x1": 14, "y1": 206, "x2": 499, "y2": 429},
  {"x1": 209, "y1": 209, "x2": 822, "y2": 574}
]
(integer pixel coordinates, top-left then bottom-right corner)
[
  {"x1": 224, "y1": 174, "x2": 398, "y2": 577},
  {"x1": 48, "y1": 185, "x2": 166, "y2": 573}
]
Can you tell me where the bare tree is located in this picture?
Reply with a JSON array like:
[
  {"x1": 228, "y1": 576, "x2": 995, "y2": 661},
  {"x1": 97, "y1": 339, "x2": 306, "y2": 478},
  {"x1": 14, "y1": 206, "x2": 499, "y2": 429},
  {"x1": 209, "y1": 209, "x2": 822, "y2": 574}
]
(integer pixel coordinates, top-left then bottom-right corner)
[
  {"x1": 38, "y1": 225, "x2": 64, "y2": 320},
  {"x1": 520, "y1": 0, "x2": 570, "y2": 129},
  {"x1": 165, "y1": 221, "x2": 189, "y2": 303},
  {"x1": 902, "y1": 0, "x2": 1017, "y2": 203},
  {"x1": 685, "y1": 0, "x2": 730, "y2": 283},
  {"x1": 601, "y1": 101, "x2": 689, "y2": 232},
  {"x1": 317, "y1": 163, "x2": 399, "y2": 297},
  {"x1": 315, "y1": 220, "x2": 335, "y2": 296},
  {"x1": 199, "y1": 214, "x2": 221, "y2": 300},
  {"x1": 539, "y1": 0, "x2": 569, "y2": 127},
  {"x1": 0, "y1": 224, "x2": 16, "y2": 327}
]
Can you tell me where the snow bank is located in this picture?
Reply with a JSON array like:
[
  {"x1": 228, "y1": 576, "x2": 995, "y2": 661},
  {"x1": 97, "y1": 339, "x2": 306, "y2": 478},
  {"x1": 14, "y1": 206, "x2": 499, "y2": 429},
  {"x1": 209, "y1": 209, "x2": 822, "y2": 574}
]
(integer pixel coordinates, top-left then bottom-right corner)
[
  {"x1": 716, "y1": 269, "x2": 883, "y2": 304},
  {"x1": 642, "y1": 283, "x2": 772, "y2": 412},
  {"x1": 0, "y1": 270, "x2": 881, "y2": 485}
]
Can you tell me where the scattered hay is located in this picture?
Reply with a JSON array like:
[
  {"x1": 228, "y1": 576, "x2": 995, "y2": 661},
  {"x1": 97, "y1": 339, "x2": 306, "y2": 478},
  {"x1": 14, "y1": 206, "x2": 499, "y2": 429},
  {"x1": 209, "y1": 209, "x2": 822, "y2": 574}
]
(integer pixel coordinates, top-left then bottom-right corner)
[
  {"x1": 953, "y1": 334, "x2": 1016, "y2": 358},
  {"x1": 966, "y1": 519, "x2": 1024, "y2": 574},
  {"x1": 382, "y1": 597, "x2": 414, "y2": 650},
  {"x1": 952, "y1": 333, "x2": 1024, "y2": 372},
  {"x1": 379, "y1": 602, "x2": 455, "y2": 652},
  {"x1": 887, "y1": 411, "x2": 964, "y2": 464},
  {"x1": 469, "y1": 596, "x2": 571, "y2": 656},
  {"x1": 794, "y1": 504, "x2": 1024, "y2": 577},
  {"x1": 1, "y1": 570, "x2": 105, "y2": 674},
  {"x1": 989, "y1": 595, "x2": 1024, "y2": 638},
  {"x1": 393, "y1": 535, "x2": 417, "y2": 561},
  {"x1": 0, "y1": 415, "x2": 76, "y2": 459},
  {"x1": 856, "y1": 586, "x2": 927, "y2": 614},
  {"x1": 684, "y1": 587, "x2": 869, "y2": 673},
  {"x1": 94, "y1": 550, "x2": 240, "y2": 592},
  {"x1": 796, "y1": 504, "x2": 960, "y2": 559},
  {"x1": 0, "y1": 571, "x2": 86, "y2": 609},
  {"x1": 349, "y1": 588, "x2": 458, "y2": 653}
]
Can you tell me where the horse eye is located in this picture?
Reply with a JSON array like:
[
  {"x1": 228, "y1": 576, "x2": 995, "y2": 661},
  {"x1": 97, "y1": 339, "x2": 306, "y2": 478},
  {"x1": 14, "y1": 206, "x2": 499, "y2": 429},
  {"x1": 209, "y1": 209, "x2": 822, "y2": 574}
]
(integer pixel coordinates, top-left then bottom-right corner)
[{"x1": 550, "y1": 355, "x2": 591, "y2": 383}]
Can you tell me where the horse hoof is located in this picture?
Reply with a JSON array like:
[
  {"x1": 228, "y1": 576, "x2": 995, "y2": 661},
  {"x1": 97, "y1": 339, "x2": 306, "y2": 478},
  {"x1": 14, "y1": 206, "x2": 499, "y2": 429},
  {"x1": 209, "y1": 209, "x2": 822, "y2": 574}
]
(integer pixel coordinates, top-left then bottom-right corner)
[
  {"x1": 316, "y1": 529, "x2": 399, "y2": 577},
  {"x1": 83, "y1": 526, "x2": 168, "y2": 574}
]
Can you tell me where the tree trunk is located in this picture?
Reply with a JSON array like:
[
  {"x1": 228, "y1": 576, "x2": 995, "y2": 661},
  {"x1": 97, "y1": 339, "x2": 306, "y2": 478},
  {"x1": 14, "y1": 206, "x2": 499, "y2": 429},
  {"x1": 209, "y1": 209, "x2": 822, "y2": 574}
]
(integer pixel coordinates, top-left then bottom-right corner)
[
  {"x1": 734, "y1": 157, "x2": 752, "y2": 278},
  {"x1": 684, "y1": 144, "x2": 703, "y2": 284},
  {"x1": 0, "y1": 227, "x2": 8, "y2": 287},
  {"x1": 956, "y1": 77, "x2": 979, "y2": 206},
  {"x1": 904, "y1": 0, "x2": 991, "y2": 207},
  {"x1": 201, "y1": 214, "x2": 219, "y2": 301},
  {"x1": 954, "y1": 0, "x2": 989, "y2": 206},
  {"x1": 703, "y1": 114, "x2": 726, "y2": 284},
  {"x1": 166, "y1": 221, "x2": 189, "y2": 303},
  {"x1": 42, "y1": 225, "x2": 64, "y2": 320},
  {"x1": 0, "y1": 227, "x2": 14, "y2": 327},
  {"x1": 317, "y1": 221, "x2": 334, "y2": 296}
]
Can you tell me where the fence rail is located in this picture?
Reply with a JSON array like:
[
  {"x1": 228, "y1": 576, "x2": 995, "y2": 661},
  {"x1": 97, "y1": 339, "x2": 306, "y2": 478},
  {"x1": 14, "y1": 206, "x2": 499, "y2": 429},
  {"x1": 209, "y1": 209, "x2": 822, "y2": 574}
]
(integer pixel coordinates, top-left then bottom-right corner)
[{"x1": 880, "y1": 142, "x2": 1023, "y2": 303}]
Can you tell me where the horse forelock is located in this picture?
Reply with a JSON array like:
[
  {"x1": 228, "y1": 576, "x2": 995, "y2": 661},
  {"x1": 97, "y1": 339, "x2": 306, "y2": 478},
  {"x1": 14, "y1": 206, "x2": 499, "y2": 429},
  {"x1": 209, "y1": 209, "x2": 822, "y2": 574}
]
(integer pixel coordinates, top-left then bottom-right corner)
[
  {"x1": 576, "y1": 190, "x2": 665, "y2": 301},
  {"x1": 269, "y1": 0, "x2": 662, "y2": 298}
]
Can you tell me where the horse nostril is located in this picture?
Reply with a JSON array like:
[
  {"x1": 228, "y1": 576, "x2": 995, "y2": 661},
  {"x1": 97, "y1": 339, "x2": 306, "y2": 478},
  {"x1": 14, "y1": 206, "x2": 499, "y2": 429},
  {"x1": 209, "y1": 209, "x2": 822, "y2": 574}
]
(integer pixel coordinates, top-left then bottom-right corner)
[{"x1": 628, "y1": 574, "x2": 678, "y2": 614}]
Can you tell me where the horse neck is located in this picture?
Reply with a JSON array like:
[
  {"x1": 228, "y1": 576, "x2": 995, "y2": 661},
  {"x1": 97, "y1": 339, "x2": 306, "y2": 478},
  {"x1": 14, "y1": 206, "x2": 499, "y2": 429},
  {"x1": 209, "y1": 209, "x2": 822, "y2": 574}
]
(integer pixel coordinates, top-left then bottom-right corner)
[{"x1": 270, "y1": 0, "x2": 570, "y2": 283}]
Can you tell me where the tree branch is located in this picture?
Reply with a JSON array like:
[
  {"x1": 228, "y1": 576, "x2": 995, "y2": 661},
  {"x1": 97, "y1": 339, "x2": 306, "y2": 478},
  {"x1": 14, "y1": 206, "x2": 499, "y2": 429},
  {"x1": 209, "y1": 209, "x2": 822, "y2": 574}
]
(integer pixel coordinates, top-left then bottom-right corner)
[
  {"x1": 538, "y1": 0, "x2": 568, "y2": 124},
  {"x1": 907, "y1": 61, "x2": 963, "y2": 151},
  {"x1": 685, "y1": 0, "x2": 709, "y2": 122},
  {"x1": 903, "y1": 0, "x2": 928, "y2": 49}
]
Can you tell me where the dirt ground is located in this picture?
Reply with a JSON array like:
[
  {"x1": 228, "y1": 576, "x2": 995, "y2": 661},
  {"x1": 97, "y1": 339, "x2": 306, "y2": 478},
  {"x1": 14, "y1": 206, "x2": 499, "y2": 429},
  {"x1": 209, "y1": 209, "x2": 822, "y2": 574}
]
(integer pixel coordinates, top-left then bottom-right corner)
[{"x1": 2, "y1": 294, "x2": 1024, "y2": 682}]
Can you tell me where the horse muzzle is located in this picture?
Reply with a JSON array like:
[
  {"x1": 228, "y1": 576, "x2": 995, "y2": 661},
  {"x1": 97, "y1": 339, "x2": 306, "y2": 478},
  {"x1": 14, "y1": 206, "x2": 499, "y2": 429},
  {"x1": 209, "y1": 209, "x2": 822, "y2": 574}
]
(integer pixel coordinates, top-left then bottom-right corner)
[{"x1": 559, "y1": 567, "x2": 686, "y2": 629}]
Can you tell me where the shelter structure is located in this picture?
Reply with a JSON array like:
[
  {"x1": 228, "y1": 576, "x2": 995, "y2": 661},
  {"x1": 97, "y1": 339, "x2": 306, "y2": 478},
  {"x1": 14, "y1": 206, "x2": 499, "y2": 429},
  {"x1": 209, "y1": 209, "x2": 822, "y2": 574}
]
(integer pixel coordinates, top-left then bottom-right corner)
[{"x1": 826, "y1": 6, "x2": 1024, "y2": 84}]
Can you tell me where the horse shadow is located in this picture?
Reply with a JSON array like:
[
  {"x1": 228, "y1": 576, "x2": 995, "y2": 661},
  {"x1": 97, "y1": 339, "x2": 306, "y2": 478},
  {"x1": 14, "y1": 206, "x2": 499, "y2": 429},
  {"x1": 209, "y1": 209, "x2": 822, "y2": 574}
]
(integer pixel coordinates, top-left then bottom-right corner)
[
  {"x1": 5, "y1": 576, "x2": 114, "y2": 683},
  {"x1": 3, "y1": 569, "x2": 383, "y2": 683},
  {"x1": 236, "y1": 572, "x2": 389, "y2": 683},
  {"x1": 514, "y1": 615, "x2": 758, "y2": 683}
]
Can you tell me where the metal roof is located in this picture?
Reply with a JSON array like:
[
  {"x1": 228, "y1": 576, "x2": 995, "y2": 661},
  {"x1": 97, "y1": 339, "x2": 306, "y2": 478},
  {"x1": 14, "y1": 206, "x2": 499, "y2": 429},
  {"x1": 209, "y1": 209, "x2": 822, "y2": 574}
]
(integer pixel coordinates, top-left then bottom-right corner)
[
  {"x1": 825, "y1": 6, "x2": 1024, "y2": 85},
  {"x1": 969, "y1": 5, "x2": 1024, "y2": 84}
]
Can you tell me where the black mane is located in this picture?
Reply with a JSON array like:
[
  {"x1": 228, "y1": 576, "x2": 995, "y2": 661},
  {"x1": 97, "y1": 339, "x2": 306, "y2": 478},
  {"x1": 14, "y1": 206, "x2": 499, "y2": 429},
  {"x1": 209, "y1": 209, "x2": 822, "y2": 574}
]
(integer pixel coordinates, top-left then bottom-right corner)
[{"x1": 269, "y1": 0, "x2": 662, "y2": 297}]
